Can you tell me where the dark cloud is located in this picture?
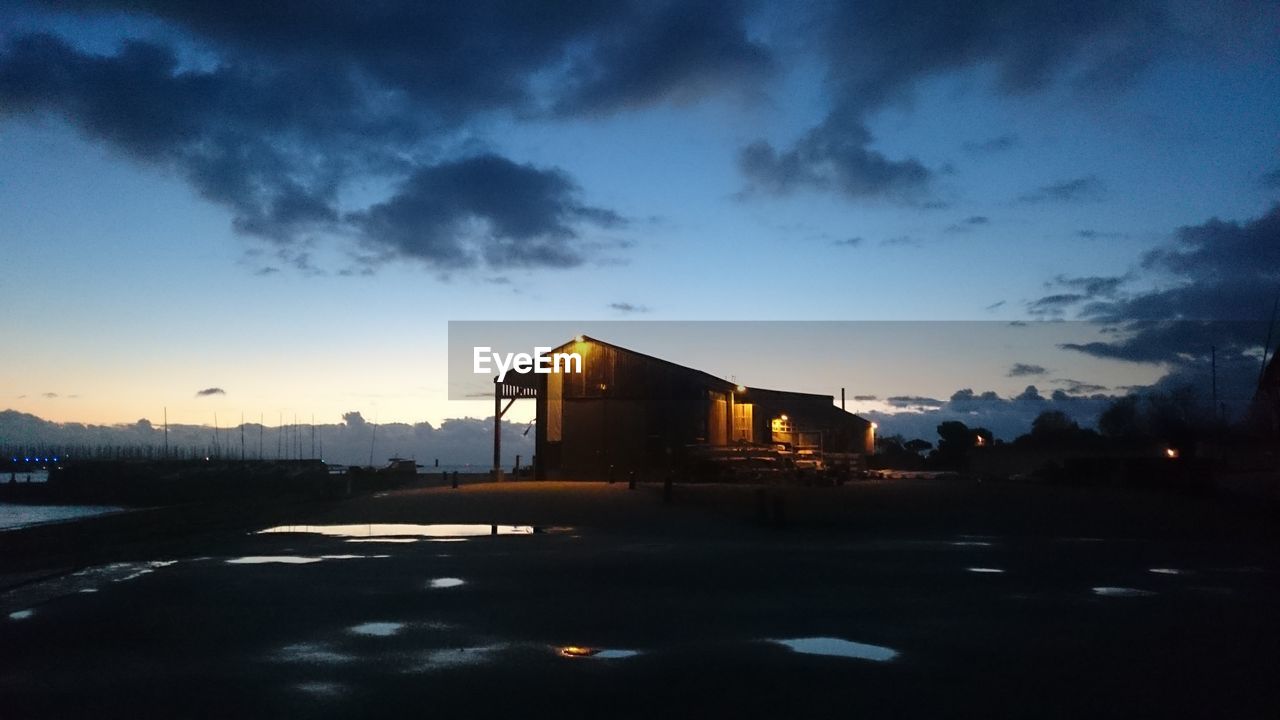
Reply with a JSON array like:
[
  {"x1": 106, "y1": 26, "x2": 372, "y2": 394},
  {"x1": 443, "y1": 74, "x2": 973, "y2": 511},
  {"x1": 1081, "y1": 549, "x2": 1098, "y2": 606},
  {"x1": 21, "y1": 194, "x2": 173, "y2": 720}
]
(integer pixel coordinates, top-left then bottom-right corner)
[
  {"x1": 962, "y1": 133, "x2": 1020, "y2": 154},
  {"x1": 347, "y1": 154, "x2": 623, "y2": 269},
  {"x1": 1017, "y1": 175, "x2": 1106, "y2": 204},
  {"x1": 1045, "y1": 205, "x2": 1280, "y2": 417},
  {"x1": 885, "y1": 395, "x2": 946, "y2": 409},
  {"x1": 1028, "y1": 293, "x2": 1085, "y2": 317},
  {"x1": 853, "y1": 395, "x2": 878, "y2": 401},
  {"x1": 1076, "y1": 229, "x2": 1126, "y2": 240},
  {"x1": 740, "y1": 0, "x2": 1170, "y2": 202},
  {"x1": 738, "y1": 122, "x2": 931, "y2": 201},
  {"x1": 41, "y1": 392, "x2": 59, "y2": 399},
  {"x1": 832, "y1": 236, "x2": 863, "y2": 247},
  {"x1": 985, "y1": 300, "x2": 1006, "y2": 311},
  {"x1": 945, "y1": 215, "x2": 991, "y2": 232},
  {"x1": 195, "y1": 387, "x2": 226, "y2": 397},
  {"x1": 1007, "y1": 363, "x2": 1048, "y2": 377},
  {"x1": 1054, "y1": 378, "x2": 1110, "y2": 395},
  {"x1": 608, "y1": 302, "x2": 650, "y2": 314},
  {"x1": 552, "y1": 0, "x2": 771, "y2": 116},
  {"x1": 1051, "y1": 274, "x2": 1126, "y2": 298},
  {"x1": 1, "y1": 2, "x2": 771, "y2": 271}
]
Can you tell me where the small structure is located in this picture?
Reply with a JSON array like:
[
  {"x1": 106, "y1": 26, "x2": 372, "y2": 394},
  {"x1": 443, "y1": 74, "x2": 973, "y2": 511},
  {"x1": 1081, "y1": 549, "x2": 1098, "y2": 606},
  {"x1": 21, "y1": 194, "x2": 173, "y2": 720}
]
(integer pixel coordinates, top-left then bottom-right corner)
[{"x1": 511, "y1": 336, "x2": 872, "y2": 480}]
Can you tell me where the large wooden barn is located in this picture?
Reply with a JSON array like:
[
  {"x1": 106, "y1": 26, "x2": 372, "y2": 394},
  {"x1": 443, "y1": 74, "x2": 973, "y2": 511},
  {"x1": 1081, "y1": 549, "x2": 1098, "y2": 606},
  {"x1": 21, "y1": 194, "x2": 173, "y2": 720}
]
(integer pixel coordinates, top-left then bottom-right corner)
[{"x1": 498, "y1": 336, "x2": 873, "y2": 480}]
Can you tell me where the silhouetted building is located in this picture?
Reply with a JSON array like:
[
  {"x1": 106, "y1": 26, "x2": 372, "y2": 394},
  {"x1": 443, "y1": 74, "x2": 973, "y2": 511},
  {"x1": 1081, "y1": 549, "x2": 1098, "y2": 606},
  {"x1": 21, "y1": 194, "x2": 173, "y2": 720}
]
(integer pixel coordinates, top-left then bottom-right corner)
[{"x1": 522, "y1": 336, "x2": 873, "y2": 480}]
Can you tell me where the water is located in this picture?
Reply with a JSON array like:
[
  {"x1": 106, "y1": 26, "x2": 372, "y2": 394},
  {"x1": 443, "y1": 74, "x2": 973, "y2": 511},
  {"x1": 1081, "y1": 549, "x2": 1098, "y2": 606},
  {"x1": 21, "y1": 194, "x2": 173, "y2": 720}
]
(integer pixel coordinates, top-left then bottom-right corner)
[
  {"x1": 0, "y1": 503, "x2": 125, "y2": 530},
  {"x1": 226, "y1": 554, "x2": 390, "y2": 565},
  {"x1": 257, "y1": 523, "x2": 538, "y2": 539},
  {"x1": 0, "y1": 469, "x2": 49, "y2": 483},
  {"x1": 770, "y1": 637, "x2": 899, "y2": 662}
]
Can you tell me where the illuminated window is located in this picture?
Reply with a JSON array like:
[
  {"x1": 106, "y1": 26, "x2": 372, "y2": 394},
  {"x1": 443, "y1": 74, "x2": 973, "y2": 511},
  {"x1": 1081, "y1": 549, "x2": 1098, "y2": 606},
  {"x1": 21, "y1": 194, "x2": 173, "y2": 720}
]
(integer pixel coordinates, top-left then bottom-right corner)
[
  {"x1": 733, "y1": 403, "x2": 753, "y2": 442},
  {"x1": 771, "y1": 416, "x2": 793, "y2": 434}
]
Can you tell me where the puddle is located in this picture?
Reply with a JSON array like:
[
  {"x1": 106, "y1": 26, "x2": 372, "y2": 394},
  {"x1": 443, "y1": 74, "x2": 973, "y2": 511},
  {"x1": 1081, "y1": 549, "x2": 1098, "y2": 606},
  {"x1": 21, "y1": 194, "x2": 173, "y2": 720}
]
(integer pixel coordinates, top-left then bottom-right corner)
[
  {"x1": 226, "y1": 554, "x2": 390, "y2": 565},
  {"x1": 771, "y1": 637, "x2": 898, "y2": 662},
  {"x1": 295, "y1": 681, "x2": 347, "y2": 697},
  {"x1": 258, "y1": 524, "x2": 538, "y2": 539},
  {"x1": 557, "y1": 646, "x2": 640, "y2": 659},
  {"x1": 274, "y1": 643, "x2": 356, "y2": 665},
  {"x1": 949, "y1": 541, "x2": 995, "y2": 548},
  {"x1": 349, "y1": 622, "x2": 404, "y2": 637},
  {"x1": 1148, "y1": 568, "x2": 1184, "y2": 575},
  {"x1": 116, "y1": 561, "x2": 177, "y2": 581},
  {"x1": 966, "y1": 567, "x2": 1005, "y2": 574},
  {"x1": 8, "y1": 609, "x2": 34, "y2": 621},
  {"x1": 429, "y1": 577, "x2": 465, "y2": 589},
  {"x1": 346, "y1": 538, "x2": 418, "y2": 544},
  {"x1": 1092, "y1": 587, "x2": 1157, "y2": 597},
  {"x1": 409, "y1": 645, "x2": 503, "y2": 670}
]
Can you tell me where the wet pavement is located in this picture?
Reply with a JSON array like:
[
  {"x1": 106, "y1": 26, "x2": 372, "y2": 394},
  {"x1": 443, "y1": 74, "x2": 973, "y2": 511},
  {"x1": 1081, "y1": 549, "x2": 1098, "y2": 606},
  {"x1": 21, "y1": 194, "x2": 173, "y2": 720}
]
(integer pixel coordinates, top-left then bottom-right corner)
[{"x1": 2, "y1": 479, "x2": 1278, "y2": 718}]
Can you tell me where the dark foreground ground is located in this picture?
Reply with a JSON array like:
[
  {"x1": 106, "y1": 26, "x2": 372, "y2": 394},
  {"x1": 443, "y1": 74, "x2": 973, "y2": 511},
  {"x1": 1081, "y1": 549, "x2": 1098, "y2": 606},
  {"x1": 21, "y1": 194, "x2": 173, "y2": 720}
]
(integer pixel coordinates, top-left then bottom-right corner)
[{"x1": 2, "y1": 477, "x2": 1278, "y2": 719}]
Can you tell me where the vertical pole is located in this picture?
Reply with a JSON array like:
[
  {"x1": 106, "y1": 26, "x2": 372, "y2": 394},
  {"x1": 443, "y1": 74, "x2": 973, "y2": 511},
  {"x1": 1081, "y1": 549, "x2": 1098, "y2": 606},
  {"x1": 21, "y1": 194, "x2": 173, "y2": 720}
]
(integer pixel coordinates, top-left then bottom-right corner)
[
  {"x1": 163, "y1": 407, "x2": 169, "y2": 459},
  {"x1": 493, "y1": 378, "x2": 502, "y2": 480},
  {"x1": 240, "y1": 413, "x2": 245, "y2": 461},
  {"x1": 841, "y1": 388, "x2": 845, "y2": 411}
]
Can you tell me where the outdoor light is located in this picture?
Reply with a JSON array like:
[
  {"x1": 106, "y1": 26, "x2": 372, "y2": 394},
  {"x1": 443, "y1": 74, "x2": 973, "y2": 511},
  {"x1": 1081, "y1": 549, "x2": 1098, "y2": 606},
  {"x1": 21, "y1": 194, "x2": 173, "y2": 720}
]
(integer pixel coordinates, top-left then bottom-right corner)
[
  {"x1": 1165, "y1": 448, "x2": 1179, "y2": 459},
  {"x1": 558, "y1": 646, "x2": 597, "y2": 658},
  {"x1": 574, "y1": 334, "x2": 585, "y2": 343},
  {"x1": 780, "y1": 414, "x2": 788, "y2": 421},
  {"x1": 736, "y1": 384, "x2": 746, "y2": 393},
  {"x1": 870, "y1": 422, "x2": 878, "y2": 429}
]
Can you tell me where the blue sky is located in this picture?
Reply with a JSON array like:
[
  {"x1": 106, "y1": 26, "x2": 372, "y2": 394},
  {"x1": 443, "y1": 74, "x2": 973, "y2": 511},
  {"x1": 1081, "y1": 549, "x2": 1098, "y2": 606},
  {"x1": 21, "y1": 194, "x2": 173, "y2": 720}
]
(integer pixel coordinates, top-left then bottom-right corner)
[{"x1": 1, "y1": 1, "x2": 1277, "y2": 436}]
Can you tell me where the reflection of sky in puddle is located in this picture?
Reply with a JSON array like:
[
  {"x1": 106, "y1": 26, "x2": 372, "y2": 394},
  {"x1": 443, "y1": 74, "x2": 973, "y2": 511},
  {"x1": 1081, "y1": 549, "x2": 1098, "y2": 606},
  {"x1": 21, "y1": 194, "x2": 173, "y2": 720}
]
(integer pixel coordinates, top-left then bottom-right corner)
[
  {"x1": 429, "y1": 577, "x2": 465, "y2": 589},
  {"x1": 557, "y1": 646, "x2": 639, "y2": 659},
  {"x1": 1149, "y1": 568, "x2": 1184, "y2": 575},
  {"x1": 9, "y1": 609, "x2": 34, "y2": 621},
  {"x1": 410, "y1": 645, "x2": 502, "y2": 670},
  {"x1": 227, "y1": 554, "x2": 389, "y2": 565},
  {"x1": 771, "y1": 637, "x2": 899, "y2": 662},
  {"x1": 1093, "y1": 587, "x2": 1157, "y2": 597},
  {"x1": 274, "y1": 643, "x2": 356, "y2": 664},
  {"x1": 295, "y1": 681, "x2": 346, "y2": 697},
  {"x1": 258, "y1": 524, "x2": 536, "y2": 538},
  {"x1": 967, "y1": 567, "x2": 1005, "y2": 574},
  {"x1": 346, "y1": 537, "x2": 418, "y2": 544},
  {"x1": 350, "y1": 622, "x2": 404, "y2": 637},
  {"x1": 950, "y1": 541, "x2": 995, "y2": 547}
]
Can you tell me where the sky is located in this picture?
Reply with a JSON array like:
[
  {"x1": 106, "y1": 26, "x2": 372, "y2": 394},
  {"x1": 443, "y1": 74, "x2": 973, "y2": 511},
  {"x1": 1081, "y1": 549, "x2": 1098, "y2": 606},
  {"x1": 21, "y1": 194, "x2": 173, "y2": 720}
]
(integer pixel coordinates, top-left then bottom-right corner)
[{"x1": 1, "y1": 1, "x2": 1277, "y2": 439}]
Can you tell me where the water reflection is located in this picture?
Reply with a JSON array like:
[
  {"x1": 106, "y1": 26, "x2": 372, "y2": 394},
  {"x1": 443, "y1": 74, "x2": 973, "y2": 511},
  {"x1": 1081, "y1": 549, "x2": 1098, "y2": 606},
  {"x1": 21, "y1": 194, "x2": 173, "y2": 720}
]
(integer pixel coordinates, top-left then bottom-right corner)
[
  {"x1": 349, "y1": 622, "x2": 404, "y2": 637},
  {"x1": 1092, "y1": 586, "x2": 1157, "y2": 597},
  {"x1": 557, "y1": 646, "x2": 640, "y2": 659},
  {"x1": 227, "y1": 554, "x2": 390, "y2": 565},
  {"x1": 967, "y1": 567, "x2": 1005, "y2": 574},
  {"x1": 8, "y1": 609, "x2": 34, "y2": 621},
  {"x1": 770, "y1": 637, "x2": 899, "y2": 662},
  {"x1": 258, "y1": 524, "x2": 537, "y2": 538},
  {"x1": 274, "y1": 642, "x2": 356, "y2": 664},
  {"x1": 429, "y1": 577, "x2": 465, "y2": 589},
  {"x1": 1148, "y1": 568, "x2": 1183, "y2": 575}
]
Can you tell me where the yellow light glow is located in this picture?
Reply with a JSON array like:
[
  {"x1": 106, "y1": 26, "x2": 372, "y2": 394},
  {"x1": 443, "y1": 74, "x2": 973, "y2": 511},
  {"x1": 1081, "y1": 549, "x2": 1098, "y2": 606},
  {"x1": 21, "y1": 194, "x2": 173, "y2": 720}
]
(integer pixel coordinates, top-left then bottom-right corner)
[
  {"x1": 558, "y1": 646, "x2": 598, "y2": 658},
  {"x1": 870, "y1": 422, "x2": 878, "y2": 429},
  {"x1": 1165, "y1": 448, "x2": 1179, "y2": 459},
  {"x1": 736, "y1": 384, "x2": 746, "y2": 393},
  {"x1": 780, "y1": 414, "x2": 788, "y2": 421}
]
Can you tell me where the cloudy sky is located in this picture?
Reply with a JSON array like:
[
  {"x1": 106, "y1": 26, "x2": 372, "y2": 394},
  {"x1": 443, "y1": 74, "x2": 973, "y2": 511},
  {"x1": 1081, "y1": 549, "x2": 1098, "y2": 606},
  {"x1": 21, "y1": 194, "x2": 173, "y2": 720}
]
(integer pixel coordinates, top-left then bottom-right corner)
[{"x1": 1, "y1": 1, "x2": 1277, "y2": 437}]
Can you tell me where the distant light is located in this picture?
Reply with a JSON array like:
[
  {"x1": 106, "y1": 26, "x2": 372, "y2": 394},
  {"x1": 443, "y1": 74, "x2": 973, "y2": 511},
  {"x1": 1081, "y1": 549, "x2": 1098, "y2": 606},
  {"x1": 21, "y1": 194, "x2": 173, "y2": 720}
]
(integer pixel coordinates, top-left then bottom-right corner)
[
  {"x1": 870, "y1": 422, "x2": 878, "y2": 430},
  {"x1": 780, "y1": 414, "x2": 788, "y2": 421},
  {"x1": 574, "y1": 334, "x2": 585, "y2": 343},
  {"x1": 736, "y1": 385, "x2": 746, "y2": 393},
  {"x1": 1165, "y1": 448, "x2": 1179, "y2": 459},
  {"x1": 558, "y1": 646, "x2": 597, "y2": 658}
]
